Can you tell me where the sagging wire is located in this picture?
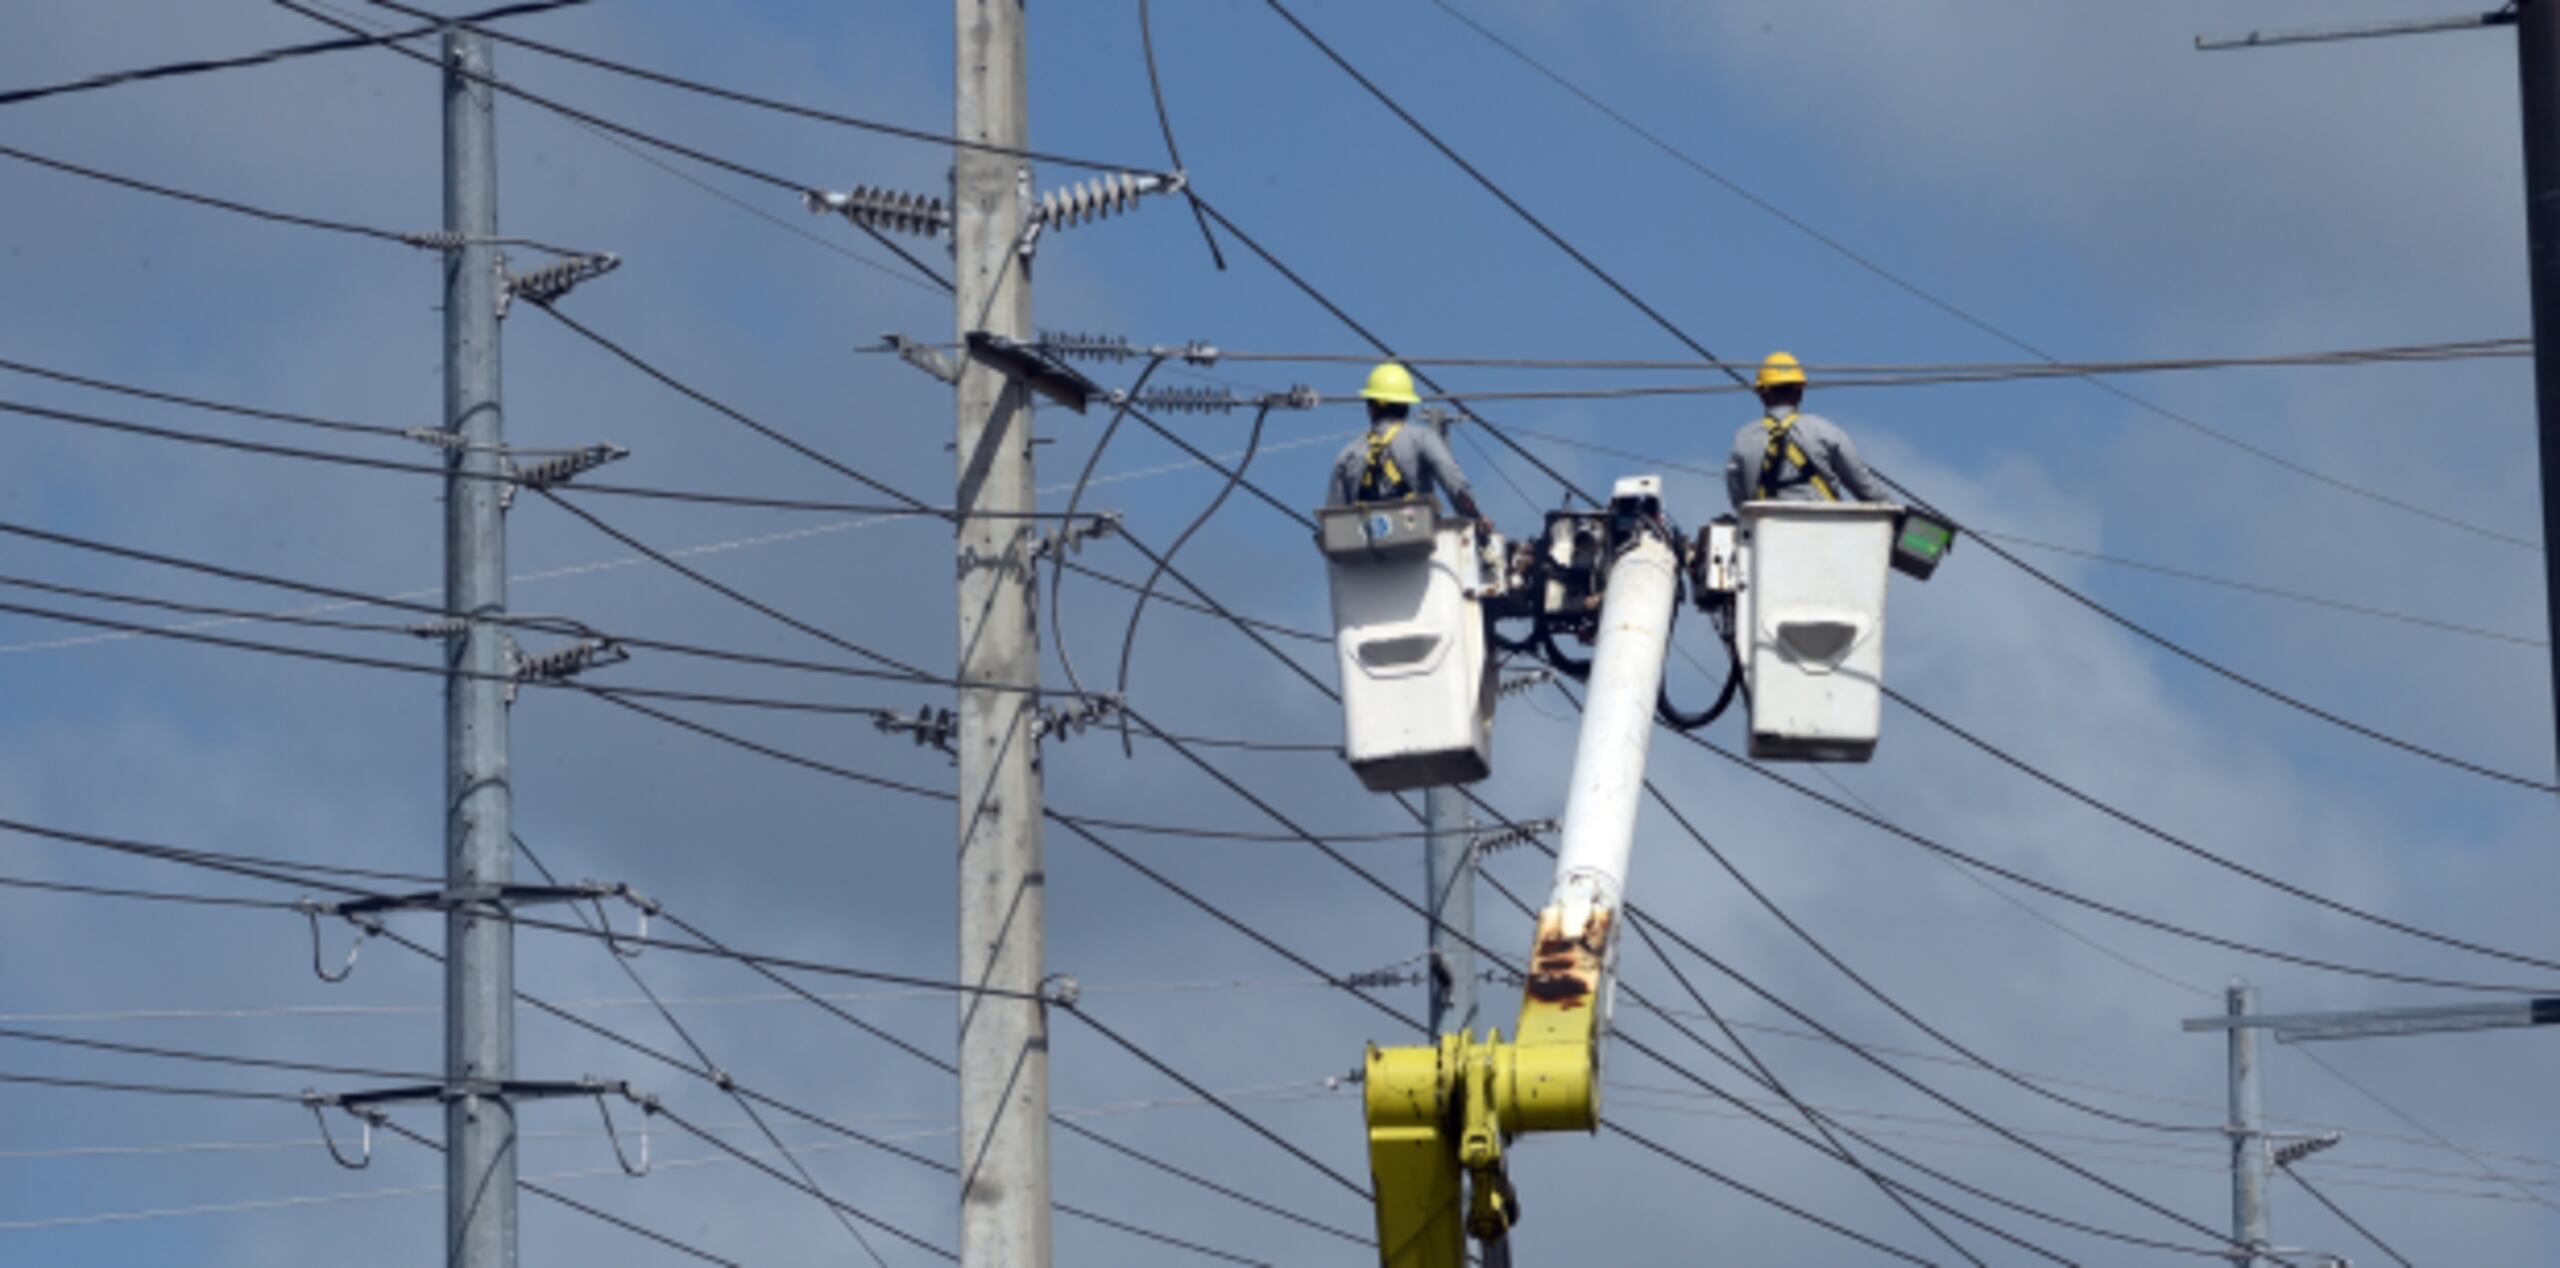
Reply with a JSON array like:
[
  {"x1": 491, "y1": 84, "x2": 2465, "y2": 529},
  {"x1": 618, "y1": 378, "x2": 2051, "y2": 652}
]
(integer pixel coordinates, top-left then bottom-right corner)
[
  {"x1": 1139, "y1": 0, "x2": 1226, "y2": 268},
  {"x1": 1052, "y1": 355, "x2": 1169, "y2": 704},
  {"x1": 1114, "y1": 399, "x2": 1272, "y2": 755}
]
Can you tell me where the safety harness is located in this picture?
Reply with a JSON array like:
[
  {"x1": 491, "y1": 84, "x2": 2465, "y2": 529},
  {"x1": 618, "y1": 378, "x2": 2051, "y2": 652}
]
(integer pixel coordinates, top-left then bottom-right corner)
[
  {"x1": 1757, "y1": 413, "x2": 1839, "y2": 502},
  {"x1": 1358, "y1": 421, "x2": 1413, "y2": 501}
]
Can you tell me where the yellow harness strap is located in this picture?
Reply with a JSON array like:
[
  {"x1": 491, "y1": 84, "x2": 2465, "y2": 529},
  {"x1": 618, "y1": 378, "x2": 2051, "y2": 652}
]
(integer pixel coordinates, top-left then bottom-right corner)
[
  {"x1": 1361, "y1": 422, "x2": 1409, "y2": 500},
  {"x1": 1760, "y1": 414, "x2": 1838, "y2": 502}
]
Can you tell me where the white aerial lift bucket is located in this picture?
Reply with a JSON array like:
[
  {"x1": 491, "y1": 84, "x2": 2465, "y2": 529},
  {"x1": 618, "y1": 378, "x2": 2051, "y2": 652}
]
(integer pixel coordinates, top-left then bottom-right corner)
[
  {"x1": 1318, "y1": 497, "x2": 1494, "y2": 792},
  {"x1": 1734, "y1": 501, "x2": 1901, "y2": 762}
]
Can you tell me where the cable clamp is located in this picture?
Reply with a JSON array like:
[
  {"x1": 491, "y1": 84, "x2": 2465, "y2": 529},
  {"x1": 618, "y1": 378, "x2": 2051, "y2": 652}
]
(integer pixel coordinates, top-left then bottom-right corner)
[
  {"x1": 497, "y1": 251, "x2": 620, "y2": 318},
  {"x1": 593, "y1": 1079, "x2": 657, "y2": 1177},
  {"x1": 295, "y1": 897, "x2": 384, "y2": 983},
  {"x1": 804, "y1": 184, "x2": 954, "y2": 238},
  {"x1": 1026, "y1": 511, "x2": 1123, "y2": 563},
  {"x1": 593, "y1": 882, "x2": 655, "y2": 958},
  {"x1": 1033, "y1": 692, "x2": 1123, "y2": 742},
  {"x1": 1042, "y1": 973, "x2": 1082, "y2": 1007},
  {"x1": 303, "y1": 1091, "x2": 385, "y2": 1170},
  {"x1": 875, "y1": 705, "x2": 958, "y2": 756}
]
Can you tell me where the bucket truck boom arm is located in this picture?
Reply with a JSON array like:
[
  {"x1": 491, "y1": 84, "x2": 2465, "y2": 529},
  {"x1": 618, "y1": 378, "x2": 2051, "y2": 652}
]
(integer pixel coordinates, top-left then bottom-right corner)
[{"x1": 1363, "y1": 478, "x2": 1681, "y2": 1268}]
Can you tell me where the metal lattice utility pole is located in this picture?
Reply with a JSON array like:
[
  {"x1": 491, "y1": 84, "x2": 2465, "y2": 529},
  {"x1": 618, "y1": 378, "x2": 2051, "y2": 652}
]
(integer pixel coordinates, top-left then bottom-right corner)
[
  {"x1": 2517, "y1": 0, "x2": 2560, "y2": 781},
  {"x1": 442, "y1": 27, "x2": 515, "y2": 1268},
  {"x1": 1423, "y1": 786, "x2": 1476, "y2": 1036},
  {"x1": 952, "y1": 3, "x2": 1051, "y2": 1266},
  {"x1": 2225, "y1": 980, "x2": 2270, "y2": 1266}
]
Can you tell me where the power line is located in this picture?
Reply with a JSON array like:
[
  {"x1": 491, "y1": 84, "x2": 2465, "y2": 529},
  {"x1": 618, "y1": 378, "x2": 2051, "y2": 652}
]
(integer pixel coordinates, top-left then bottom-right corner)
[
  {"x1": 1885, "y1": 683, "x2": 2560, "y2": 971},
  {"x1": 0, "y1": 393, "x2": 1082, "y2": 519},
  {"x1": 1423, "y1": 0, "x2": 2543, "y2": 553},
  {"x1": 0, "y1": 140, "x2": 563, "y2": 254},
  {"x1": 1485, "y1": 416, "x2": 2543, "y2": 649},
  {"x1": 0, "y1": 0, "x2": 585, "y2": 108},
  {"x1": 371, "y1": 0, "x2": 1152, "y2": 174},
  {"x1": 510, "y1": 835, "x2": 891, "y2": 1268},
  {"x1": 277, "y1": 0, "x2": 954, "y2": 291},
  {"x1": 1662, "y1": 724, "x2": 2556, "y2": 993},
  {"x1": 1193, "y1": 336, "x2": 2533, "y2": 376},
  {"x1": 1925, "y1": 494, "x2": 2556, "y2": 794},
  {"x1": 2279, "y1": 1163, "x2": 2419, "y2": 1268},
  {"x1": 0, "y1": 592, "x2": 943, "y2": 722}
]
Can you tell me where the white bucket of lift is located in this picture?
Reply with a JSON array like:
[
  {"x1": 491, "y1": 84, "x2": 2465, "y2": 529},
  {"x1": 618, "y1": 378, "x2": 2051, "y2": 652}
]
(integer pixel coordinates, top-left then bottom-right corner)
[
  {"x1": 1736, "y1": 501, "x2": 1899, "y2": 762},
  {"x1": 1322, "y1": 504, "x2": 1492, "y2": 792}
]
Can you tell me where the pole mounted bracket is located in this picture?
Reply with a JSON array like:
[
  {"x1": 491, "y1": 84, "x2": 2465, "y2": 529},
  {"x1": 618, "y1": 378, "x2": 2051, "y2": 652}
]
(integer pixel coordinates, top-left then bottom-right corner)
[
  {"x1": 876, "y1": 705, "x2": 959, "y2": 755},
  {"x1": 879, "y1": 332, "x2": 961, "y2": 385},
  {"x1": 965, "y1": 331, "x2": 1102, "y2": 413}
]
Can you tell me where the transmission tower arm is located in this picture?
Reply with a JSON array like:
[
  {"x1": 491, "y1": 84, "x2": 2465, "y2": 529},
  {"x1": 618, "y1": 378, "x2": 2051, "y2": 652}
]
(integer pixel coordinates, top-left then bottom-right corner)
[{"x1": 1363, "y1": 481, "x2": 1682, "y2": 1268}]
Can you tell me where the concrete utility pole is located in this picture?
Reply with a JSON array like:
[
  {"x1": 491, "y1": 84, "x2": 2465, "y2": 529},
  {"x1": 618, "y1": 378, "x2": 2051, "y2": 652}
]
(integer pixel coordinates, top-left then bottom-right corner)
[
  {"x1": 2517, "y1": 0, "x2": 2560, "y2": 780},
  {"x1": 441, "y1": 27, "x2": 515, "y2": 1268},
  {"x1": 951, "y1": 3, "x2": 1051, "y2": 1266},
  {"x1": 2224, "y1": 980, "x2": 2271, "y2": 1266},
  {"x1": 1423, "y1": 786, "x2": 1476, "y2": 1036}
]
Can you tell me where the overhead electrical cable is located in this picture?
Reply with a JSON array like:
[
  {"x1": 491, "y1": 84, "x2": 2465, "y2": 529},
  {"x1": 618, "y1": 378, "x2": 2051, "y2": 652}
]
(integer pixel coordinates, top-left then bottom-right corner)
[
  {"x1": 365, "y1": 0, "x2": 1152, "y2": 174},
  {"x1": 1914, "y1": 498, "x2": 2558, "y2": 794},
  {"x1": 2277, "y1": 1164, "x2": 2418, "y2": 1268},
  {"x1": 509, "y1": 835, "x2": 892, "y2": 1268},
  {"x1": 1423, "y1": 0, "x2": 2541, "y2": 553},
  {"x1": 1660, "y1": 726, "x2": 2554, "y2": 993},
  {"x1": 1885, "y1": 683, "x2": 2560, "y2": 969},
  {"x1": 274, "y1": 0, "x2": 953, "y2": 291},
  {"x1": 0, "y1": 393, "x2": 1080, "y2": 520},
  {"x1": 0, "y1": 0, "x2": 586, "y2": 108}
]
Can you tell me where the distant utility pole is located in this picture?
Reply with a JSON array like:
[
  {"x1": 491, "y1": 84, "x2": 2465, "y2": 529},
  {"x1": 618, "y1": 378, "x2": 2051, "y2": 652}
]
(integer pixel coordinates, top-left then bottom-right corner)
[
  {"x1": 951, "y1": 3, "x2": 1052, "y2": 1266},
  {"x1": 2202, "y1": 3, "x2": 2560, "y2": 778},
  {"x1": 2222, "y1": 981, "x2": 2271, "y2": 1266},
  {"x1": 2516, "y1": 0, "x2": 2560, "y2": 781},
  {"x1": 442, "y1": 27, "x2": 516, "y2": 1268}
]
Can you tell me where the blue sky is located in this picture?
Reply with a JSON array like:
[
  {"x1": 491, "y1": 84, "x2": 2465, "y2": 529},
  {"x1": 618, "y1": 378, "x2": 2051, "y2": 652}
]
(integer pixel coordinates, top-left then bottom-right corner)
[{"x1": 0, "y1": 2, "x2": 2555, "y2": 1264}]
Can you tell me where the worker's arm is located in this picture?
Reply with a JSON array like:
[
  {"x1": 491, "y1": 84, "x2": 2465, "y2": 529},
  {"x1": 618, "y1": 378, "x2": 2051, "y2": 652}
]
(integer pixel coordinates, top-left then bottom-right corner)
[
  {"x1": 1412, "y1": 427, "x2": 1496, "y2": 535},
  {"x1": 1811, "y1": 417, "x2": 1889, "y2": 503}
]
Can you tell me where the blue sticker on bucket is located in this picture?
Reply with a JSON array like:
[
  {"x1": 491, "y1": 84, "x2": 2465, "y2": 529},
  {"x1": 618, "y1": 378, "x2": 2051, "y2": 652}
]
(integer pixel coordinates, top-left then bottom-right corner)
[{"x1": 1366, "y1": 512, "x2": 1393, "y2": 541}]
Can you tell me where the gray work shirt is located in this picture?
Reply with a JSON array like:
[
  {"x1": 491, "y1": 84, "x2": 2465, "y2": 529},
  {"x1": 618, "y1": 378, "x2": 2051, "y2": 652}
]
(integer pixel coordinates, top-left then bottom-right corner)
[
  {"x1": 1724, "y1": 408, "x2": 1885, "y2": 509},
  {"x1": 1327, "y1": 422, "x2": 1474, "y2": 507}
]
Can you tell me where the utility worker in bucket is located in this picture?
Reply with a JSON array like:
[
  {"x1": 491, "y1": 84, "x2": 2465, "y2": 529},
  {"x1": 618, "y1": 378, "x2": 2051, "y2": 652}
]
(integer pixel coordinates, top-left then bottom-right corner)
[
  {"x1": 1327, "y1": 361, "x2": 1494, "y2": 536},
  {"x1": 1725, "y1": 351, "x2": 1885, "y2": 510}
]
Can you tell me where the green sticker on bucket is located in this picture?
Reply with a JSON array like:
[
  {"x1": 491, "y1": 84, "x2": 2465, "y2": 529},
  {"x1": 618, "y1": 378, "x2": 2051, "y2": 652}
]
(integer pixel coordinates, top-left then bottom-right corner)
[{"x1": 1900, "y1": 521, "x2": 1949, "y2": 557}]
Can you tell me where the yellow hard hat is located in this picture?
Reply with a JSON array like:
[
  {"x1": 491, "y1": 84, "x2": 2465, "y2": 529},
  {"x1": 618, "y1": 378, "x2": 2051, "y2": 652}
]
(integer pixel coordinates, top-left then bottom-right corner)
[
  {"x1": 1360, "y1": 361, "x2": 1422, "y2": 406},
  {"x1": 1756, "y1": 351, "x2": 1807, "y2": 391}
]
